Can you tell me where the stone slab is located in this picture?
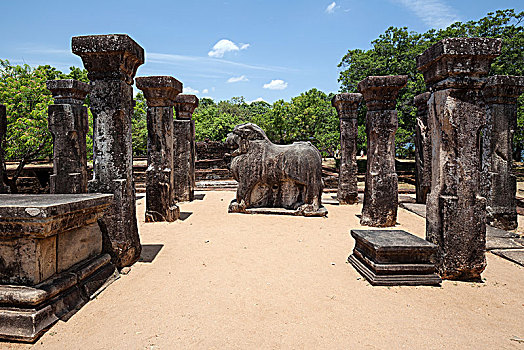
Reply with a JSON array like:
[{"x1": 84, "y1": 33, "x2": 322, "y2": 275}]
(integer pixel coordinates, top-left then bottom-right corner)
[
  {"x1": 491, "y1": 249, "x2": 524, "y2": 267},
  {"x1": 399, "y1": 202, "x2": 427, "y2": 218},
  {"x1": 348, "y1": 229, "x2": 441, "y2": 286},
  {"x1": 0, "y1": 194, "x2": 113, "y2": 238},
  {"x1": 241, "y1": 205, "x2": 328, "y2": 217},
  {"x1": 350, "y1": 229, "x2": 437, "y2": 264},
  {"x1": 485, "y1": 237, "x2": 524, "y2": 250}
]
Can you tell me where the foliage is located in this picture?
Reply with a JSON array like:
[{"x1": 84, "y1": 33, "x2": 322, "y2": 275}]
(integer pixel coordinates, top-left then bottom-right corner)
[
  {"x1": 338, "y1": 9, "x2": 524, "y2": 159},
  {"x1": 132, "y1": 92, "x2": 148, "y2": 157},
  {"x1": 192, "y1": 89, "x2": 339, "y2": 157}
]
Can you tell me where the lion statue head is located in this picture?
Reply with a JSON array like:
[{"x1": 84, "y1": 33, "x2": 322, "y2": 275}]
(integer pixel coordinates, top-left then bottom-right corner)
[{"x1": 226, "y1": 123, "x2": 269, "y2": 156}]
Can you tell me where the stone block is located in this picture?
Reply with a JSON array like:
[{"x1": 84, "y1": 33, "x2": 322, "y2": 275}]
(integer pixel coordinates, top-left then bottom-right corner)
[
  {"x1": 348, "y1": 229, "x2": 441, "y2": 286},
  {"x1": 56, "y1": 223, "x2": 102, "y2": 272}
]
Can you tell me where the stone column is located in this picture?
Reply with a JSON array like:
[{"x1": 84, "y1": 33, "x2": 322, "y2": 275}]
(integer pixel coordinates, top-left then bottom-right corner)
[
  {"x1": 414, "y1": 92, "x2": 431, "y2": 204},
  {"x1": 136, "y1": 76, "x2": 183, "y2": 222},
  {"x1": 0, "y1": 104, "x2": 6, "y2": 194},
  {"x1": 481, "y1": 75, "x2": 524, "y2": 230},
  {"x1": 358, "y1": 75, "x2": 407, "y2": 227},
  {"x1": 72, "y1": 34, "x2": 144, "y2": 268},
  {"x1": 332, "y1": 93, "x2": 362, "y2": 204},
  {"x1": 417, "y1": 37, "x2": 502, "y2": 280},
  {"x1": 173, "y1": 94, "x2": 199, "y2": 202},
  {"x1": 47, "y1": 79, "x2": 90, "y2": 194}
]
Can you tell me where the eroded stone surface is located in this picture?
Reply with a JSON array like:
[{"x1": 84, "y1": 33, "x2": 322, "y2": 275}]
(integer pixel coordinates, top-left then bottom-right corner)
[
  {"x1": 173, "y1": 94, "x2": 199, "y2": 201},
  {"x1": 358, "y1": 75, "x2": 407, "y2": 227},
  {"x1": 348, "y1": 229, "x2": 441, "y2": 286},
  {"x1": 226, "y1": 123, "x2": 326, "y2": 216},
  {"x1": 332, "y1": 93, "x2": 362, "y2": 205},
  {"x1": 481, "y1": 75, "x2": 524, "y2": 230},
  {"x1": 418, "y1": 37, "x2": 502, "y2": 280},
  {"x1": 47, "y1": 79, "x2": 90, "y2": 194},
  {"x1": 136, "y1": 76, "x2": 182, "y2": 221},
  {"x1": 0, "y1": 194, "x2": 112, "y2": 285},
  {"x1": 413, "y1": 92, "x2": 431, "y2": 204},
  {"x1": 72, "y1": 34, "x2": 143, "y2": 268},
  {"x1": 0, "y1": 104, "x2": 6, "y2": 194}
]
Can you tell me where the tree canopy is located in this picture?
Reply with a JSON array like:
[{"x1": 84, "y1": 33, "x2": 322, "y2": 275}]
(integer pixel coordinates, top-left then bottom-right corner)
[{"x1": 338, "y1": 9, "x2": 524, "y2": 159}]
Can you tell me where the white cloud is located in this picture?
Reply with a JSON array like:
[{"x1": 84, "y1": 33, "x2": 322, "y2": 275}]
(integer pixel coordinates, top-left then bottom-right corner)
[
  {"x1": 394, "y1": 0, "x2": 459, "y2": 28},
  {"x1": 183, "y1": 87, "x2": 199, "y2": 94},
  {"x1": 325, "y1": 2, "x2": 336, "y2": 14},
  {"x1": 249, "y1": 97, "x2": 266, "y2": 104},
  {"x1": 208, "y1": 39, "x2": 250, "y2": 58},
  {"x1": 263, "y1": 79, "x2": 288, "y2": 90},
  {"x1": 227, "y1": 75, "x2": 249, "y2": 83},
  {"x1": 202, "y1": 89, "x2": 209, "y2": 94}
]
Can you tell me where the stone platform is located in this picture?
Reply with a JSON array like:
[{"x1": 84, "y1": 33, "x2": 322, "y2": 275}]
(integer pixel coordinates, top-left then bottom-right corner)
[
  {"x1": 0, "y1": 194, "x2": 117, "y2": 342},
  {"x1": 348, "y1": 229, "x2": 441, "y2": 286}
]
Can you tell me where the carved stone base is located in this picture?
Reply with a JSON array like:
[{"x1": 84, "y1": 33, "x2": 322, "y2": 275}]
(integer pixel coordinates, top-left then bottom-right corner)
[
  {"x1": 0, "y1": 254, "x2": 118, "y2": 342},
  {"x1": 348, "y1": 229, "x2": 441, "y2": 286},
  {"x1": 228, "y1": 199, "x2": 328, "y2": 217}
]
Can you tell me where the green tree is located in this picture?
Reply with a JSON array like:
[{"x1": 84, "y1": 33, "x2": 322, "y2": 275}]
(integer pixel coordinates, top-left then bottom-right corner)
[
  {"x1": 0, "y1": 59, "x2": 54, "y2": 192},
  {"x1": 338, "y1": 9, "x2": 524, "y2": 159},
  {"x1": 132, "y1": 92, "x2": 147, "y2": 157}
]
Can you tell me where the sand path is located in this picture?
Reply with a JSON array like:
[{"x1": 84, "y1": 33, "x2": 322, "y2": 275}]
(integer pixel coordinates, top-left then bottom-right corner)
[{"x1": 4, "y1": 191, "x2": 524, "y2": 349}]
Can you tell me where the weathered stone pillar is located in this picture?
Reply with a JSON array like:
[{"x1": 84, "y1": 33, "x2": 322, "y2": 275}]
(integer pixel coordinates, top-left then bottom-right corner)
[
  {"x1": 417, "y1": 37, "x2": 502, "y2": 280},
  {"x1": 72, "y1": 34, "x2": 144, "y2": 268},
  {"x1": 481, "y1": 75, "x2": 524, "y2": 230},
  {"x1": 332, "y1": 93, "x2": 362, "y2": 204},
  {"x1": 0, "y1": 104, "x2": 6, "y2": 194},
  {"x1": 136, "y1": 76, "x2": 183, "y2": 222},
  {"x1": 47, "y1": 79, "x2": 90, "y2": 194},
  {"x1": 173, "y1": 94, "x2": 199, "y2": 202},
  {"x1": 414, "y1": 92, "x2": 431, "y2": 204},
  {"x1": 358, "y1": 75, "x2": 407, "y2": 227}
]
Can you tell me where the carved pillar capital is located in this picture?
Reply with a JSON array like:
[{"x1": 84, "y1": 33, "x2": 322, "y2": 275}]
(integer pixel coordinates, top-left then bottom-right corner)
[
  {"x1": 136, "y1": 76, "x2": 183, "y2": 107},
  {"x1": 174, "y1": 94, "x2": 199, "y2": 119},
  {"x1": 331, "y1": 93, "x2": 362, "y2": 119},
  {"x1": 46, "y1": 79, "x2": 90, "y2": 105},
  {"x1": 72, "y1": 34, "x2": 144, "y2": 85},
  {"x1": 357, "y1": 75, "x2": 407, "y2": 110}
]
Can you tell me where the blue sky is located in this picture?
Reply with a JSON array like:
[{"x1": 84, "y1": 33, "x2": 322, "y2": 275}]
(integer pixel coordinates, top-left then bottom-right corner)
[{"x1": 1, "y1": 0, "x2": 522, "y2": 103}]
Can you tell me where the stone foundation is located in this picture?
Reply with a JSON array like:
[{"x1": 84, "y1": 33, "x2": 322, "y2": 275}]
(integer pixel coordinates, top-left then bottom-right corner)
[{"x1": 0, "y1": 194, "x2": 116, "y2": 342}]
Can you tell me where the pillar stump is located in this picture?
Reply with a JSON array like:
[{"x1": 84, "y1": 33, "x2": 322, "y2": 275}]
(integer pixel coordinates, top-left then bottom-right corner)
[
  {"x1": 358, "y1": 75, "x2": 407, "y2": 227},
  {"x1": 481, "y1": 75, "x2": 524, "y2": 230},
  {"x1": 417, "y1": 37, "x2": 502, "y2": 280},
  {"x1": 72, "y1": 34, "x2": 144, "y2": 268},
  {"x1": 332, "y1": 93, "x2": 362, "y2": 204},
  {"x1": 136, "y1": 76, "x2": 183, "y2": 222},
  {"x1": 0, "y1": 104, "x2": 6, "y2": 194},
  {"x1": 414, "y1": 92, "x2": 431, "y2": 204},
  {"x1": 47, "y1": 79, "x2": 90, "y2": 194},
  {"x1": 173, "y1": 94, "x2": 199, "y2": 202}
]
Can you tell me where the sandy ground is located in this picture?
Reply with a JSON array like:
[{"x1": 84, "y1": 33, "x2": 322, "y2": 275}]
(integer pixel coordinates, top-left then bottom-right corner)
[{"x1": 3, "y1": 191, "x2": 524, "y2": 350}]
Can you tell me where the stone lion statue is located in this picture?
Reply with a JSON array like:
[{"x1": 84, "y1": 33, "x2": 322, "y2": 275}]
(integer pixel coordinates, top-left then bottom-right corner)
[{"x1": 226, "y1": 123, "x2": 327, "y2": 216}]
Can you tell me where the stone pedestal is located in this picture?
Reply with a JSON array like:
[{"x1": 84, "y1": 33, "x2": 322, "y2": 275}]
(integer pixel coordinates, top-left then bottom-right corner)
[
  {"x1": 417, "y1": 37, "x2": 502, "y2": 280},
  {"x1": 47, "y1": 79, "x2": 90, "y2": 194},
  {"x1": 72, "y1": 34, "x2": 144, "y2": 268},
  {"x1": 0, "y1": 104, "x2": 6, "y2": 194},
  {"x1": 348, "y1": 229, "x2": 441, "y2": 286},
  {"x1": 332, "y1": 93, "x2": 362, "y2": 204},
  {"x1": 0, "y1": 194, "x2": 117, "y2": 342},
  {"x1": 481, "y1": 75, "x2": 524, "y2": 230},
  {"x1": 414, "y1": 92, "x2": 431, "y2": 204},
  {"x1": 358, "y1": 75, "x2": 407, "y2": 227},
  {"x1": 173, "y1": 94, "x2": 199, "y2": 202},
  {"x1": 136, "y1": 76, "x2": 183, "y2": 222}
]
